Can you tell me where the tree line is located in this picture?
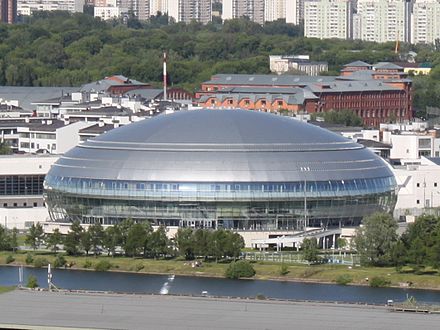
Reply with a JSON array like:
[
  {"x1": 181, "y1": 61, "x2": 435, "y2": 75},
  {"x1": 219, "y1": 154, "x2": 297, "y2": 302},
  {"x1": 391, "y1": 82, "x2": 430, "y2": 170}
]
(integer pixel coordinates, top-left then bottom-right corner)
[
  {"x1": 19, "y1": 219, "x2": 244, "y2": 261},
  {"x1": 1, "y1": 11, "x2": 439, "y2": 111},
  {"x1": 354, "y1": 213, "x2": 440, "y2": 269}
]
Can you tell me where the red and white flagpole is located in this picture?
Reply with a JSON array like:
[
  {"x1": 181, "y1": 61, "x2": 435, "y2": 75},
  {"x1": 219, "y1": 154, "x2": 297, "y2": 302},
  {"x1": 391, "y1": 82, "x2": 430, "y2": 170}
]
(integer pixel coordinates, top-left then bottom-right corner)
[{"x1": 163, "y1": 52, "x2": 167, "y2": 101}]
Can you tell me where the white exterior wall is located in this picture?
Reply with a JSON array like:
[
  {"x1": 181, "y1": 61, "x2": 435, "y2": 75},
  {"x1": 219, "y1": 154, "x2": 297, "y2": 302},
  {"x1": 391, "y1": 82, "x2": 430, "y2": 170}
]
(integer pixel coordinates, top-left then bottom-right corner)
[
  {"x1": 286, "y1": 0, "x2": 299, "y2": 24},
  {"x1": 56, "y1": 122, "x2": 94, "y2": 154},
  {"x1": 18, "y1": 122, "x2": 94, "y2": 154},
  {"x1": 0, "y1": 155, "x2": 58, "y2": 176},
  {"x1": 389, "y1": 134, "x2": 434, "y2": 160},
  {"x1": 222, "y1": 0, "x2": 265, "y2": 24},
  {"x1": 17, "y1": 0, "x2": 85, "y2": 15},
  {"x1": 304, "y1": 0, "x2": 351, "y2": 40},
  {"x1": 361, "y1": 129, "x2": 380, "y2": 141},
  {"x1": 264, "y1": 0, "x2": 286, "y2": 22},
  {"x1": 393, "y1": 158, "x2": 440, "y2": 218},
  {"x1": 0, "y1": 207, "x2": 50, "y2": 230},
  {"x1": 0, "y1": 155, "x2": 58, "y2": 230},
  {"x1": 411, "y1": 0, "x2": 440, "y2": 44},
  {"x1": 94, "y1": 6, "x2": 128, "y2": 20},
  {"x1": 222, "y1": 0, "x2": 233, "y2": 19},
  {"x1": 356, "y1": 0, "x2": 407, "y2": 43}
]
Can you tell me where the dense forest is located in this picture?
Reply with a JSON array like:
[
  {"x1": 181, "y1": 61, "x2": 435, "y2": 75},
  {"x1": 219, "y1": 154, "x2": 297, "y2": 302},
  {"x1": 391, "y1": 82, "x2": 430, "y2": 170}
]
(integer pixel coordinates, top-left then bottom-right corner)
[{"x1": 1, "y1": 12, "x2": 440, "y2": 111}]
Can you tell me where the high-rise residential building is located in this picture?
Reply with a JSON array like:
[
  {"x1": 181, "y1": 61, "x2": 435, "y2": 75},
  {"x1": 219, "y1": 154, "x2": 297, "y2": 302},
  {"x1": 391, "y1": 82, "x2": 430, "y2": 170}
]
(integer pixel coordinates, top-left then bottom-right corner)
[
  {"x1": 179, "y1": 0, "x2": 212, "y2": 23},
  {"x1": 411, "y1": 0, "x2": 440, "y2": 44},
  {"x1": 118, "y1": 0, "x2": 149, "y2": 20},
  {"x1": 354, "y1": 0, "x2": 408, "y2": 43},
  {"x1": 304, "y1": 0, "x2": 352, "y2": 39},
  {"x1": 264, "y1": 0, "x2": 285, "y2": 21},
  {"x1": 0, "y1": 0, "x2": 16, "y2": 24},
  {"x1": 286, "y1": 0, "x2": 300, "y2": 24},
  {"x1": 149, "y1": 0, "x2": 211, "y2": 23},
  {"x1": 222, "y1": 0, "x2": 265, "y2": 25}
]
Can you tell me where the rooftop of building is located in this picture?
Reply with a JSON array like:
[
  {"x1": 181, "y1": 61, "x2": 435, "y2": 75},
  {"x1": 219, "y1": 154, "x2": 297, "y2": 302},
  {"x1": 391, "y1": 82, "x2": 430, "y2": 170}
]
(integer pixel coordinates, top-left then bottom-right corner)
[
  {"x1": 205, "y1": 74, "x2": 337, "y2": 86},
  {"x1": 373, "y1": 62, "x2": 404, "y2": 70},
  {"x1": 0, "y1": 86, "x2": 78, "y2": 111},
  {"x1": 27, "y1": 120, "x2": 65, "y2": 132},
  {"x1": 123, "y1": 88, "x2": 163, "y2": 100},
  {"x1": 79, "y1": 123, "x2": 115, "y2": 135},
  {"x1": 80, "y1": 75, "x2": 149, "y2": 93},
  {"x1": 343, "y1": 60, "x2": 372, "y2": 67},
  {"x1": 50, "y1": 110, "x2": 394, "y2": 183},
  {"x1": 357, "y1": 139, "x2": 391, "y2": 149},
  {"x1": 65, "y1": 106, "x2": 132, "y2": 116}
]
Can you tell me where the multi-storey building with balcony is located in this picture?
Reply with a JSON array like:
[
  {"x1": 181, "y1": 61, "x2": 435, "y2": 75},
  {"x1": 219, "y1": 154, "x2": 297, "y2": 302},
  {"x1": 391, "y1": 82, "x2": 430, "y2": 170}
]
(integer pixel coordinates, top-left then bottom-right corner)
[
  {"x1": 353, "y1": 0, "x2": 409, "y2": 42},
  {"x1": 222, "y1": 0, "x2": 265, "y2": 24},
  {"x1": 411, "y1": 0, "x2": 440, "y2": 44},
  {"x1": 304, "y1": 0, "x2": 352, "y2": 39}
]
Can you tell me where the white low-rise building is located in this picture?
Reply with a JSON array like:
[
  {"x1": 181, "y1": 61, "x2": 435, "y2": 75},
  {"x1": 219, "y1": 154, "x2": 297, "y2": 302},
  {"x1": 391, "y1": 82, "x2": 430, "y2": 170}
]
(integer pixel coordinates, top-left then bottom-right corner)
[
  {"x1": 17, "y1": 0, "x2": 85, "y2": 15},
  {"x1": 393, "y1": 157, "x2": 440, "y2": 220},
  {"x1": 17, "y1": 120, "x2": 94, "y2": 154},
  {"x1": 94, "y1": 6, "x2": 128, "y2": 20},
  {"x1": 0, "y1": 155, "x2": 59, "y2": 230}
]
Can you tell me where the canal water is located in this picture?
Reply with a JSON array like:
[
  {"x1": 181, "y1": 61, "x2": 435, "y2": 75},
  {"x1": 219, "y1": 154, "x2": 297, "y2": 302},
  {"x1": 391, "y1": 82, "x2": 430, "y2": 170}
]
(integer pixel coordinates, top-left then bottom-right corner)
[{"x1": 1, "y1": 266, "x2": 439, "y2": 305}]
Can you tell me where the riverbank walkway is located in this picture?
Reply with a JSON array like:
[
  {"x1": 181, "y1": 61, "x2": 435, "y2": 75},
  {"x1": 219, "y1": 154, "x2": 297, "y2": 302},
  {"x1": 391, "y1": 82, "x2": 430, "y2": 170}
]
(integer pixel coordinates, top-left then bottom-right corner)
[{"x1": 0, "y1": 290, "x2": 439, "y2": 329}]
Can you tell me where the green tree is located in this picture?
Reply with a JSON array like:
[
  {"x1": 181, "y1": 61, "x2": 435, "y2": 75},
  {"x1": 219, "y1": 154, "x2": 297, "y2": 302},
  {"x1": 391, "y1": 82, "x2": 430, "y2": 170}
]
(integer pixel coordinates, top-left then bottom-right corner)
[
  {"x1": 210, "y1": 229, "x2": 229, "y2": 262},
  {"x1": 302, "y1": 238, "x2": 320, "y2": 263},
  {"x1": 0, "y1": 142, "x2": 12, "y2": 155},
  {"x1": 10, "y1": 227, "x2": 18, "y2": 252},
  {"x1": 354, "y1": 212, "x2": 398, "y2": 266},
  {"x1": 64, "y1": 220, "x2": 83, "y2": 256},
  {"x1": 149, "y1": 226, "x2": 169, "y2": 259},
  {"x1": 88, "y1": 222, "x2": 104, "y2": 256},
  {"x1": 25, "y1": 223, "x2": 44, "y2": 250},
  {"x1": 124, "y1": 223, "x2": 148, "y2": 257},
  {"x1": 321, "y1": 110, "x2": 363, "y2": 126},
  {"x1": 0, "y1": 225, "x2": 11, "y2": 250},
  {"x1": 81, "y1": 231, "x2": 92, "y2": 256},
  {"x1": 118, "y1": 218, "x2": 134, "y2": 249},
  {"x1": 224, "y1": 231, "x2": 244, "y2": 259},
  {"x1": 193, "y1": 229, "x2": 212, "y2": 260},
  {"x1": 27, "y1": 275, "x2": 39, "y2": 288},
  {"x1": 225, "y1": 260, "x2": 256, "y2": 279},
  {"x1": 400, "y1": 215, "x2": 440, "y2": 267},
  {"x1": 45, "y1": 228, "x2": 62, "y2": 253},
  {"x1": 175, "y1": 227, "x2": 195, "y2": 260},
  {"x1": 336, "y1": 237, "x2": 347, "y2": 250},
  {"x1": 102, "y1": 226, "x2": 121, "y2": 256}
]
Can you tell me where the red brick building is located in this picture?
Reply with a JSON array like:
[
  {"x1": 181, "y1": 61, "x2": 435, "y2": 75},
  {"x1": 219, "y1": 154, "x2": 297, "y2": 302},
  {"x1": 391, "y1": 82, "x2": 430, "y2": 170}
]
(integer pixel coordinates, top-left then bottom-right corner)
[{"x1": 196, "y1": 61, "x2": 412, "y2": 127}]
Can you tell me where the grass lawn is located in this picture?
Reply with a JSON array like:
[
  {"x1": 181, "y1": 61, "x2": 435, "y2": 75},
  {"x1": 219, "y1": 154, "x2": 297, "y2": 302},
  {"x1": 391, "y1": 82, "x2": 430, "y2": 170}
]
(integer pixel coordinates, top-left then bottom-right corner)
[
  {"x1": 0, "y1": 286, "x2": 15, "y2": 294},
  {"x1": 1, "y1": 251, "x2": 440, "y2": 290}
]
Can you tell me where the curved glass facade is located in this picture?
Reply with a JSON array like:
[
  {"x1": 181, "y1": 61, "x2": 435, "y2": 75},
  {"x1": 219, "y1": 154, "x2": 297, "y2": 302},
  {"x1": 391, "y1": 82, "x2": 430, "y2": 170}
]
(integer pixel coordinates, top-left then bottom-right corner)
[
  {"x1": 44, "y1": 110, "x2": 398, "y2": 231},
  {"x1": 44, "y1": 175, "x2": 397, "y2": 230}
]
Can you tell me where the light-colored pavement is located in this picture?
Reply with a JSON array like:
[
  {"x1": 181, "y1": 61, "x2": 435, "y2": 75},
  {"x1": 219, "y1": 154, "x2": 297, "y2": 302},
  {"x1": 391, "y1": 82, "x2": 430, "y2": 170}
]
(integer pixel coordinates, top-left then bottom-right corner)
[{"x1": 0, "y1": 290, "x2": 438, "y2": 330}]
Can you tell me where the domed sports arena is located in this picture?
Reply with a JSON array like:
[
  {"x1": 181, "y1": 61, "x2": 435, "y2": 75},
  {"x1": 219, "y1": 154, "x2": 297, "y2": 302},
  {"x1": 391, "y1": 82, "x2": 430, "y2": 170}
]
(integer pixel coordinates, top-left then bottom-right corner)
[{"x1": 44, "y1": 110, "x2": 396, "y2": 232}]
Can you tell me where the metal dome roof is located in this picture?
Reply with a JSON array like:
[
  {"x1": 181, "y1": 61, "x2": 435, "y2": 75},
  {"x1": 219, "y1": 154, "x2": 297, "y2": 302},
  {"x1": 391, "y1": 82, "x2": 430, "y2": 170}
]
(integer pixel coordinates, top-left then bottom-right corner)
[{"x1": 48, "y1": 110, "x2": 394, "y2": 182}]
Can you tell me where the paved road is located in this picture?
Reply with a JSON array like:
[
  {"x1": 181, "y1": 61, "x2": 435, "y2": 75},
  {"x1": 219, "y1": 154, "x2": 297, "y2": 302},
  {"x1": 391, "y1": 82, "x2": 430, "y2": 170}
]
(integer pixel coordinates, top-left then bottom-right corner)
[{"x1": 0, "y1": 290, "x2": 438, "y2": 330}]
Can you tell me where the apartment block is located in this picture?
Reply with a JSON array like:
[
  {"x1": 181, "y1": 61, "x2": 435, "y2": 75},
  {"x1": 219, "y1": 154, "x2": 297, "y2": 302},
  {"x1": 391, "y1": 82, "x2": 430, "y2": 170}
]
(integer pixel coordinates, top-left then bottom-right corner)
[
  {"x1": 354, "y1": 0, "x2": 408, "y2": 43},
  {"x1": 149, "y1": 0, "x2": 211, "y2": 23},
  {"x1": 179, "y1": 0, "x2": 212, "y2": 23},
  {"x1": 0, "y1": 0, "x2": 17, "y2": 23},
  {"x1": 411, "y1": 0, "x2": 440, "y2": 44},
  {"x1": 304, "y1": 0, "x2": 352, "y2": 39},
  {"x1": 223, "y1": 0, "x2": 265, "y2": 24},
  {"x1": 94, "y1": 5, "x2": 128, "y2": 20}
]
